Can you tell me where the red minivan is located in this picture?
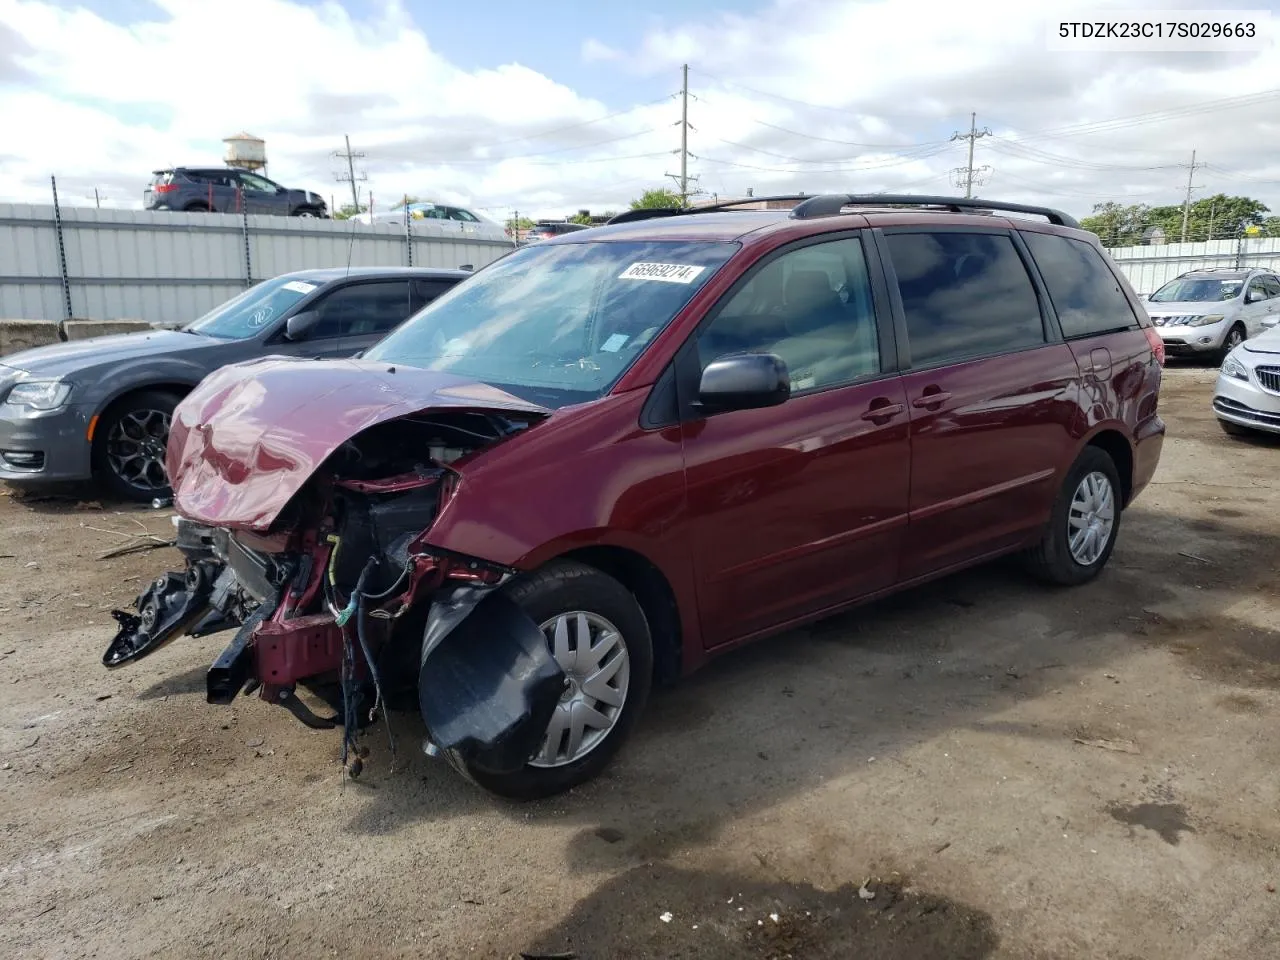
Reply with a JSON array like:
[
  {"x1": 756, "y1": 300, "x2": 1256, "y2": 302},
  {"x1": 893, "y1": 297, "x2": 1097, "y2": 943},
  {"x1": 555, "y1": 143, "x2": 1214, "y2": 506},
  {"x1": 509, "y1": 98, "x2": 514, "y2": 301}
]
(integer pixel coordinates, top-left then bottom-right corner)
[{"x1": 104, "y1": 195, "x2": 1166, "y2": 798}]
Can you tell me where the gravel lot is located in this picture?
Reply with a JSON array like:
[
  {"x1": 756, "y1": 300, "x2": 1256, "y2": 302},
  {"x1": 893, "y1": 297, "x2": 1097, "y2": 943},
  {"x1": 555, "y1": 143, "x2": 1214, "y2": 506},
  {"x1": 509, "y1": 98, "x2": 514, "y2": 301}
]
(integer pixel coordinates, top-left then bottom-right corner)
[{"x1": 2, "y1": 364, "x2": 1278, "y2": 959}]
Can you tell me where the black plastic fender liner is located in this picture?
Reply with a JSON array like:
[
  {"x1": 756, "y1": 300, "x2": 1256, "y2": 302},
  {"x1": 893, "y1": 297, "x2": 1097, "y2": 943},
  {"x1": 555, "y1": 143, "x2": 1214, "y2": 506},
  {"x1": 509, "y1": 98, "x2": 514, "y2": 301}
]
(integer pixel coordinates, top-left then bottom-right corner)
[{"x1": 418, "y1": 587, "x2": 565, "y2": 775}]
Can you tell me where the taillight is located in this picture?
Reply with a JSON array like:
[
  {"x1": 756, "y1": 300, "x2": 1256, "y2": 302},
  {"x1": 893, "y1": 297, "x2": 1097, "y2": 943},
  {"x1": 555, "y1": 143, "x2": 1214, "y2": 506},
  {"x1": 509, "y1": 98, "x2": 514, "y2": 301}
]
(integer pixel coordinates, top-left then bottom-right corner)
[
  {"x1": 1143, "y1": 326, "x2": 1165, "y2": 366},
  {"x1": 154, "y1": 183, "x2": 176, "y2": 193}
]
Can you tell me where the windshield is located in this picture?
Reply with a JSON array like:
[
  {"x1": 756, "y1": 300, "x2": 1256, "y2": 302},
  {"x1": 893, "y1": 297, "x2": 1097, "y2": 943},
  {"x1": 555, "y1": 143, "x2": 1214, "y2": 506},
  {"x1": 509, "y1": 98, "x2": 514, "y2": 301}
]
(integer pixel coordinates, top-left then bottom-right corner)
[
  {"x1": 364, "y1": 239, "x2": 739, "y2": 407},
  {"x1": 1150, "y1": 277, "x2": 1243, "y2": 303},
  {"x1": 183, "y1": 275, "x2": 322, "y2": 340}
]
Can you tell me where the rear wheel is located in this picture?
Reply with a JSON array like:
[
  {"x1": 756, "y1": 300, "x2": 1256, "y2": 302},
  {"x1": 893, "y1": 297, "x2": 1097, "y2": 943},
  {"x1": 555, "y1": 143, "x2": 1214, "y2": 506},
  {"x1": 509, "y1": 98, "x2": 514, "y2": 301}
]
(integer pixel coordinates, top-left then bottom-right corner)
[
  {"x1": 183, "y1": 202, "x2": 210, "y2": 213},
  {"x1": 1024, "y1": 446, "x2": 1122, "y2": 586},
  {"x1": 1218, "y1": 324, "x2": 1245, "y2": 365},
  {"x1": 445, "y1": 560, "x2": 653, "y2": 800},
  {"x1": 91, "y1": 390, "x2": 181, "y2": 503},
  {"x1": 292, "y1": 207, "x2": 320, "y2": 218}
]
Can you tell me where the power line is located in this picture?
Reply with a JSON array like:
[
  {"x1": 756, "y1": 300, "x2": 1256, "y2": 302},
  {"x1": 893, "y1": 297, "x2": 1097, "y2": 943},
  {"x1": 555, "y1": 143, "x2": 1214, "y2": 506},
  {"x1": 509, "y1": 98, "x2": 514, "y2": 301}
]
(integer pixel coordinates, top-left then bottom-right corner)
[{"x1": 996, "y1": 88, "x2": 1280, "y2": 144}]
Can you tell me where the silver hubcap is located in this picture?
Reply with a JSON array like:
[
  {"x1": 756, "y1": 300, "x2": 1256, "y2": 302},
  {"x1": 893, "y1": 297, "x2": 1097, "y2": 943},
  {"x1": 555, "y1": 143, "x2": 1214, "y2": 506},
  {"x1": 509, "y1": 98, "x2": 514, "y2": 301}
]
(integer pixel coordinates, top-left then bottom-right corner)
[
  {"x1": 105, "y1": 409, "x2": 171, "y2": 492},
  {"x1": 529, "y1": 611, "x2": 630, "y2": 769},
  {"x1": 1068, "y1": 471, "x2": 1115, "y2": 566}
]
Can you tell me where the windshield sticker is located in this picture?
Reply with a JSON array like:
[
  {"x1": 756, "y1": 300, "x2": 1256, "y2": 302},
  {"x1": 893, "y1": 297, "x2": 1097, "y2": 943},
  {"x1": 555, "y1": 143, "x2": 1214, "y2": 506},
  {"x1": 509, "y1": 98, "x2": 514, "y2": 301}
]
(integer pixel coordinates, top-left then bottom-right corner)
[
  {"x1": 282, "y1": 280, "x2": 318, "y2": 294},
  {"x1": 618, "y1": 262, "x2": 706, "y2": 284},
  {"x1": 600, "y1": 333, "x2": 629, "y2": 352},
  {"x1": 247, "y1": 306, "x2": 275, "y2": 328}
]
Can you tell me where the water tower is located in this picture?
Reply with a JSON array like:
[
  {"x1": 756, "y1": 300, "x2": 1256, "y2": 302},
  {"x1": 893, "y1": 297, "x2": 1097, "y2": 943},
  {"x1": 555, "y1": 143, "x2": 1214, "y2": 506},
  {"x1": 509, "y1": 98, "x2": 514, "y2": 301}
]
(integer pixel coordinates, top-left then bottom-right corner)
[{"x1": 223, "y1": 132, "x2": 267, "y2": 174}]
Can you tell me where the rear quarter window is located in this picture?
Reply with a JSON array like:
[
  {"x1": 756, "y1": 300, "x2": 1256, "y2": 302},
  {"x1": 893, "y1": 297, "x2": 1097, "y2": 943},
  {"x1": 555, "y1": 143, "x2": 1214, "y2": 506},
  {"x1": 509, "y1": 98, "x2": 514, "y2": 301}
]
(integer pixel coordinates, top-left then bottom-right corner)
[
  {"x1": 1022, "y1": 232, "x2": 1140, "y2": 338},
  {"x1": 884, "y1": 230, "x2": 1045, "y2": 367}
]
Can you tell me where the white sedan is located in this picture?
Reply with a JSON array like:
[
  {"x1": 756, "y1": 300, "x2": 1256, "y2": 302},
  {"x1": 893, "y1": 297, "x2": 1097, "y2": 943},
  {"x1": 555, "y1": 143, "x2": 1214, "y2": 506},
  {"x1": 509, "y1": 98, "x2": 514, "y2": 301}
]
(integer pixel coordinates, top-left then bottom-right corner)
[{"x1": 1214, "y1": 316, "x2": 1280, "y2": 437}]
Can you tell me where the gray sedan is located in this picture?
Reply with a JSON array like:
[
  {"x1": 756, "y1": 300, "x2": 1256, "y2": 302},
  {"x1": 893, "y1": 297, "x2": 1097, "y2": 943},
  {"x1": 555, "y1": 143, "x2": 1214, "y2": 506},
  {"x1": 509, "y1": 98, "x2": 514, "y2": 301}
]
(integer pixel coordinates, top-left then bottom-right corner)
[{"x1": 0, "y1": 267, "x2": 466, "y2": 501}]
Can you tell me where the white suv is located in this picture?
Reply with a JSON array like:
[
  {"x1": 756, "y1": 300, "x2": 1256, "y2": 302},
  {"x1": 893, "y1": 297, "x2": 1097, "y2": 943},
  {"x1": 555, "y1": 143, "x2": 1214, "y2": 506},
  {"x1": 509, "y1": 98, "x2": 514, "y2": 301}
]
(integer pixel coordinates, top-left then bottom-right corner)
[{"x1": 1144, "y1": 269, "x2": 1280, "y2": 363}]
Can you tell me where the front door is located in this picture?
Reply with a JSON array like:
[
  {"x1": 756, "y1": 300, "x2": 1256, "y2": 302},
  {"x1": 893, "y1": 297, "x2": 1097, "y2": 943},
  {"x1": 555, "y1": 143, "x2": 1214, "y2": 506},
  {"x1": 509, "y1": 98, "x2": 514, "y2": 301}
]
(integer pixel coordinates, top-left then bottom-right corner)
[
  {"x1": 878, "y1": 228, "x2": 1080, "y2": 580},
  {"x1": 679, "y1": 234, "x2": 911, "y2": 647},
  {"x1": 236, "y1": 172, "x2": 286, "y2": 215},
  {"x1": 300, "y1": 279, "x2": 415, "y2": 357},
  {"x1": 1242, "y1": 275, "x2": 1277, "y2": 337}
]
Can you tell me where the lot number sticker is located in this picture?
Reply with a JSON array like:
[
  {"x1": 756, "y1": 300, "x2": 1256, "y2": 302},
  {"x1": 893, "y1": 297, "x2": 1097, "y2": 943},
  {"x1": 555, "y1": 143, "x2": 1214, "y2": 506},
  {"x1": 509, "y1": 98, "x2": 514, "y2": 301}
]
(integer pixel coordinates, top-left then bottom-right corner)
[
  {"x1": 282, "y1": 280, "x2": 318, "y2": 294},
  {"x1": 619, "y1": 262, "x2": 706, "y2": 284}
]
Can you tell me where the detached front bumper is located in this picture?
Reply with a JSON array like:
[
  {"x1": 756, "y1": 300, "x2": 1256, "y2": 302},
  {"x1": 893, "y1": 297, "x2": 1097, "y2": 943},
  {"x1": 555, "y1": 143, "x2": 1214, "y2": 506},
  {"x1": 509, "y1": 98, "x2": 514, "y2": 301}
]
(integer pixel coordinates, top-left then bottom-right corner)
[
  {"x1": 0, "y1": 403, "x2": 95, "y2": 483},
  {"x1": 1214, "y1": 369, "x2": 1280, "y2": 434}
]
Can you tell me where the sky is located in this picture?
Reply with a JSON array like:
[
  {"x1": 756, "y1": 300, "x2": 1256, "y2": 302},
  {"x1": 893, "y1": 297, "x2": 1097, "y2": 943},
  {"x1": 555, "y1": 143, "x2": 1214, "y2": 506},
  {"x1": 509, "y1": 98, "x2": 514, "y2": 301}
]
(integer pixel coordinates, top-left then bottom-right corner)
[{"x1": 1, "y1": 0, "x2": 1278, "y2": 222}]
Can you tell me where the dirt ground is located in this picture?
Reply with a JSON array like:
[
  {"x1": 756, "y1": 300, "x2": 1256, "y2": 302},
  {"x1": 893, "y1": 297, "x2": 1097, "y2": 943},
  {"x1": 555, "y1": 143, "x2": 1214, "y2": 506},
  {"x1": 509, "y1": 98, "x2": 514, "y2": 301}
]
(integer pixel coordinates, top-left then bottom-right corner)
[{"x1": 2, "y1": 364, "x2": 1278, "y2": 960}]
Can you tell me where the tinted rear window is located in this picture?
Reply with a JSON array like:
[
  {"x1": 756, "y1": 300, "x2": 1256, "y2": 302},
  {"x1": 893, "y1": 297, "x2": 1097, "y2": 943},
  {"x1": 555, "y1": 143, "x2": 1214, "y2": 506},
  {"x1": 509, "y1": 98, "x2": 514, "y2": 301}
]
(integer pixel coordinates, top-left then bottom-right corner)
[
  {"x1": 884, "y1": 231, "x2": 1045, "y2": 367},
  {"x1": 1022, "y1": 232, "x2": 1139, "y2": 338}
]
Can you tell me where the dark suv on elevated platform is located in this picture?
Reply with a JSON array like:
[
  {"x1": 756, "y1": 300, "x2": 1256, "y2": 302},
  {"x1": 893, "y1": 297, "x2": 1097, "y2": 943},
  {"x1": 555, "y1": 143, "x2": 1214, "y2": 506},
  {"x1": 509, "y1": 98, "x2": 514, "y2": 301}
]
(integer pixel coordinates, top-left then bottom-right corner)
[
  {"x1": 104, "y1": 194, "x2": 1166, "y2": 800},
  {"x1": 145, "y1": 167, "x2": 328, "y2": 217}
]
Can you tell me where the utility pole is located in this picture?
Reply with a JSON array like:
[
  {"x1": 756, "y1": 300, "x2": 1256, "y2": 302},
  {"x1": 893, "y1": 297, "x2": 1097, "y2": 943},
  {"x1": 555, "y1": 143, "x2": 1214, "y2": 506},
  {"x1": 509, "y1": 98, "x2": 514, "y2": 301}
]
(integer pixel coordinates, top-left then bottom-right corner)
[
  {"x1": 950, "y1": 112, "x2": 992, "y2": 198},
  {"x1": 333, "y1": 135, "x2": 367, "y2": 214},
  {"x1": 679, "y1": 63, "x2": 689, "y2": 203},
  {"x1": 1179, "y1": 149, "x2": 1205, "y2": 243}
]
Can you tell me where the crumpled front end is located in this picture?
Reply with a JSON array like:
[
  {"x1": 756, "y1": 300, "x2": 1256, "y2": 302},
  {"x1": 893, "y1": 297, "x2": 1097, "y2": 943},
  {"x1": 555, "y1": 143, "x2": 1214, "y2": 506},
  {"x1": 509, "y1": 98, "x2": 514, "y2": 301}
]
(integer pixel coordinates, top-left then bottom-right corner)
[{"x1": 105, "y1": 358, "x2": 563, "y2": 777}]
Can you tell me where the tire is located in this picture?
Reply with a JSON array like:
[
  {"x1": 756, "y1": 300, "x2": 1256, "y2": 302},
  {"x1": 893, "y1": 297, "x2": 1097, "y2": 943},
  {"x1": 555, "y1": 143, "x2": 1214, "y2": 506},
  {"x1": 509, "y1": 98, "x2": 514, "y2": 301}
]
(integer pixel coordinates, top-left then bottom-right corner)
[
  {"x1": 1217, "y1": 324, "x2": 1246, "y2": 365},
  {"x1": 1218, "y1": 418, "x2": 1254, "y2": 438},
  {"x1": 91, "y1": 389, "x2": 181, "y2": 503},
  {"x1": 445, "y1": 559, "x2": 653, "y2": 800},
  {"x1": 1023, "y1": 446, "x2": 1123, "y2": 587},
  {"x1": 183, "y1": 203, "x2": 210, "y2": 213},
  {"x1": 291, "y1": 207, "x2": 320, "y2": 218}
]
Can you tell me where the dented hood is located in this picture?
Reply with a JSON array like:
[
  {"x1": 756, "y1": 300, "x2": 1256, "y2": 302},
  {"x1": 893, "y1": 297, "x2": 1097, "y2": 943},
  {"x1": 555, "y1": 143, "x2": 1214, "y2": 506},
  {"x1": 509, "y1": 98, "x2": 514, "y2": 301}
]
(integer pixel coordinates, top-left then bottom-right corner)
[{"x1": 168, "y1": 356, "x2": 548, "y2": 531}]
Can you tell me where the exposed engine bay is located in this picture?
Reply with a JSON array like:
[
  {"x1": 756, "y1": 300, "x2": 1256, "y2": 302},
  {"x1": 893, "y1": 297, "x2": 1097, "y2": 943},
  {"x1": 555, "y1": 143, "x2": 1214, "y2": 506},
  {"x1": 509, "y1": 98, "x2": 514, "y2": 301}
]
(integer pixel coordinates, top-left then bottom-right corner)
[{"x1": 104, "y1": 409, "x2": 564, "y2": 778}]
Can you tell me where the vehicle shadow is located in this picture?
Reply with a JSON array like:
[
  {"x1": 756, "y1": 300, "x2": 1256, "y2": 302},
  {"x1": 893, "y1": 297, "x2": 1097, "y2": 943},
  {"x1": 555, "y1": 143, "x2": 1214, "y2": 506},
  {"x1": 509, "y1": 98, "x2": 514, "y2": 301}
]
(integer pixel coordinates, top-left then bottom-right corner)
[{"x1": 343, "y1": 507, "x2": 1280, "y2": 859}]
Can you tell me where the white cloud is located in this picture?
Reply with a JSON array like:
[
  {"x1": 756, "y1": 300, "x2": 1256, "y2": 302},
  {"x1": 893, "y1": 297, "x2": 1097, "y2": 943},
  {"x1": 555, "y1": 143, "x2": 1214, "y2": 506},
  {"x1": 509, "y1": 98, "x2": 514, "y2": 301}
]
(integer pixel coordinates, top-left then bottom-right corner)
[
  {"x1": 1, "y1": 0, "x2": 1278, "y2": 222},
  {"x1": 581, "y1": 38, "x2": 622, "y2": 62}
]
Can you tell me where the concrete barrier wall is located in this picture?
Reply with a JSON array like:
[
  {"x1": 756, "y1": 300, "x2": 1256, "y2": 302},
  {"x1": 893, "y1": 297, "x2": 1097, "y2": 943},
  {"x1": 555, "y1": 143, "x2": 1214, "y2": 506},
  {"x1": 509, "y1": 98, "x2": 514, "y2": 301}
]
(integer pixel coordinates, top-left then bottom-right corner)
[{"x1": 0, "y1": 318, "x2": 155, "y2": 358}]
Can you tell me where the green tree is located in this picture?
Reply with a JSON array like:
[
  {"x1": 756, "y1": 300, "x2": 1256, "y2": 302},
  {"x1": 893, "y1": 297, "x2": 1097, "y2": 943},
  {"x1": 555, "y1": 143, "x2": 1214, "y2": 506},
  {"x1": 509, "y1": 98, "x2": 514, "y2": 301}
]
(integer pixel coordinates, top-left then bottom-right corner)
[
  {"x1": 1260, "y1": 215, "x2": 1280, "y2": 238},
  {"x1": 1079, "y1": 202, "x2": 1152, "y2": 246},
  {"x1": 569, "y1": 212, "x2": 594, "y2": 225},
  {"x1": 1083, "y1": 194, "x2": 1270, "y2": 246},
  {"x1": 629, "y1": 188, "x2": 682, "y2": 210},
  {"x1": 332, "y1": 203, "x2": 368, "y2": 220}
]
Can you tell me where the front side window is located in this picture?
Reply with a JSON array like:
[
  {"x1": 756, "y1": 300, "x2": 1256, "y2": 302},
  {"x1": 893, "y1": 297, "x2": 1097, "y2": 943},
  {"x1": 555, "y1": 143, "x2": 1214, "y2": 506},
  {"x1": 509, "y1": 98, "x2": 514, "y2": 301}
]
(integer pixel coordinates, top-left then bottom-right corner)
[
  {"x1": 183, "y1": 275, "x2": 322, "y2": 340},
  {"x1": 885, "y1": 231, "x2": 1044, "y2": 367},
  {"x1": 1150, "y1": 276, "x2": 1242, "y2": 302},
  {"x1": 365, "y1": 240, "x2": 738, "y2": 407},
  {"x1": 1247, "y1": 278, "x2": 1272, "y2": 302},
  {"x1": 238, "y1": 173, "x2": 278, "y2": 194},
  {"x1": 1022, "y1": 232, "x2": 1139, "y2": 338},
  {"x1": 308, "y1": 280, "x2": 412, "y2": 338},
  {"x1": 1262, "y1": 277, "x2": 1280, "y2": 299},
  {"x1": 696, "y1": 237, "x2": 880, "y2": 392}
]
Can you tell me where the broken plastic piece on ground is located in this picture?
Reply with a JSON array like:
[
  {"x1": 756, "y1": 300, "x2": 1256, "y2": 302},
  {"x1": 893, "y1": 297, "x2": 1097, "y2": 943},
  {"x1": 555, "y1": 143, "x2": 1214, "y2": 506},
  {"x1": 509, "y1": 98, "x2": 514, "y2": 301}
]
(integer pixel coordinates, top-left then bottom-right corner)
[{"x1": 103, "y1": 563, "x2": 218, "y2": 667}]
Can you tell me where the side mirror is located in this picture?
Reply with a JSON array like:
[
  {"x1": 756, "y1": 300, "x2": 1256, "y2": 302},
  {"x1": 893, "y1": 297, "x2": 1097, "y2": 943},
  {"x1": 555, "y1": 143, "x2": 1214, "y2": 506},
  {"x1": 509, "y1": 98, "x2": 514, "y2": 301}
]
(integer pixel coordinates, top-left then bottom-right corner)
[
  {"x1": 284, "y1": 310, "x2": 319, "y2": 341},
  {"x1": 695, "y1": 353, "x2": 790, "y2": 414},
  {"x1": 351, "y1": 349, "x2": 365, "y2": 359}
]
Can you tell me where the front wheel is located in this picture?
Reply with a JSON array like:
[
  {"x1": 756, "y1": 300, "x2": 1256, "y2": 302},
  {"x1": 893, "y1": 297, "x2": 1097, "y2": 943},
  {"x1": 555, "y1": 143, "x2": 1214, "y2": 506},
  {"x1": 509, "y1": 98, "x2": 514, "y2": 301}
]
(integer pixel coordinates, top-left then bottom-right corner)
[
  {"x1": 1023, "y1": 446, "x2": 1122, "y2": 586},
  {"x1": 1218, "y1": 324, "x2": 1246, "y2": 365},
  {"x1": 292, "y1": 207, "x2": 320, "y2": 218},
  {"x1": 446, "y1": 560, "x2": 653, "y2": 799},
  {"x1": 91, "y1": 390, "x2": 180, "y2": 503}
]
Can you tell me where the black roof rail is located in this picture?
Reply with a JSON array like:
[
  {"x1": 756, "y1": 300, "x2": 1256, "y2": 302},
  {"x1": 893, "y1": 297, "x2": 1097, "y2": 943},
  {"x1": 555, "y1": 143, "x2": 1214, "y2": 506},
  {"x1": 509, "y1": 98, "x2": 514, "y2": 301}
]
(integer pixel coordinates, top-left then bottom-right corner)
[
  {"x1": 788, "y1": 194, "x2": 1080, "y2": 229},
  {"x1": 605, "y1": 195, "x2": 813, "y2": 225}
]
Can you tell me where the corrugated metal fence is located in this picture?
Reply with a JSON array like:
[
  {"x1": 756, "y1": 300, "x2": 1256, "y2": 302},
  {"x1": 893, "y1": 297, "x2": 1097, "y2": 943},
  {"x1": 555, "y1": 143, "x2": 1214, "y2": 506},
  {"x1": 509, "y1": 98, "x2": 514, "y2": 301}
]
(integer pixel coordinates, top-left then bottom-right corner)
[
  {"x1": 1106, "y1": 236, "x2": 1280, "y2": 295},
  {"x1": 0, "y1": 203, "x2": 514, "y2": 324}
]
